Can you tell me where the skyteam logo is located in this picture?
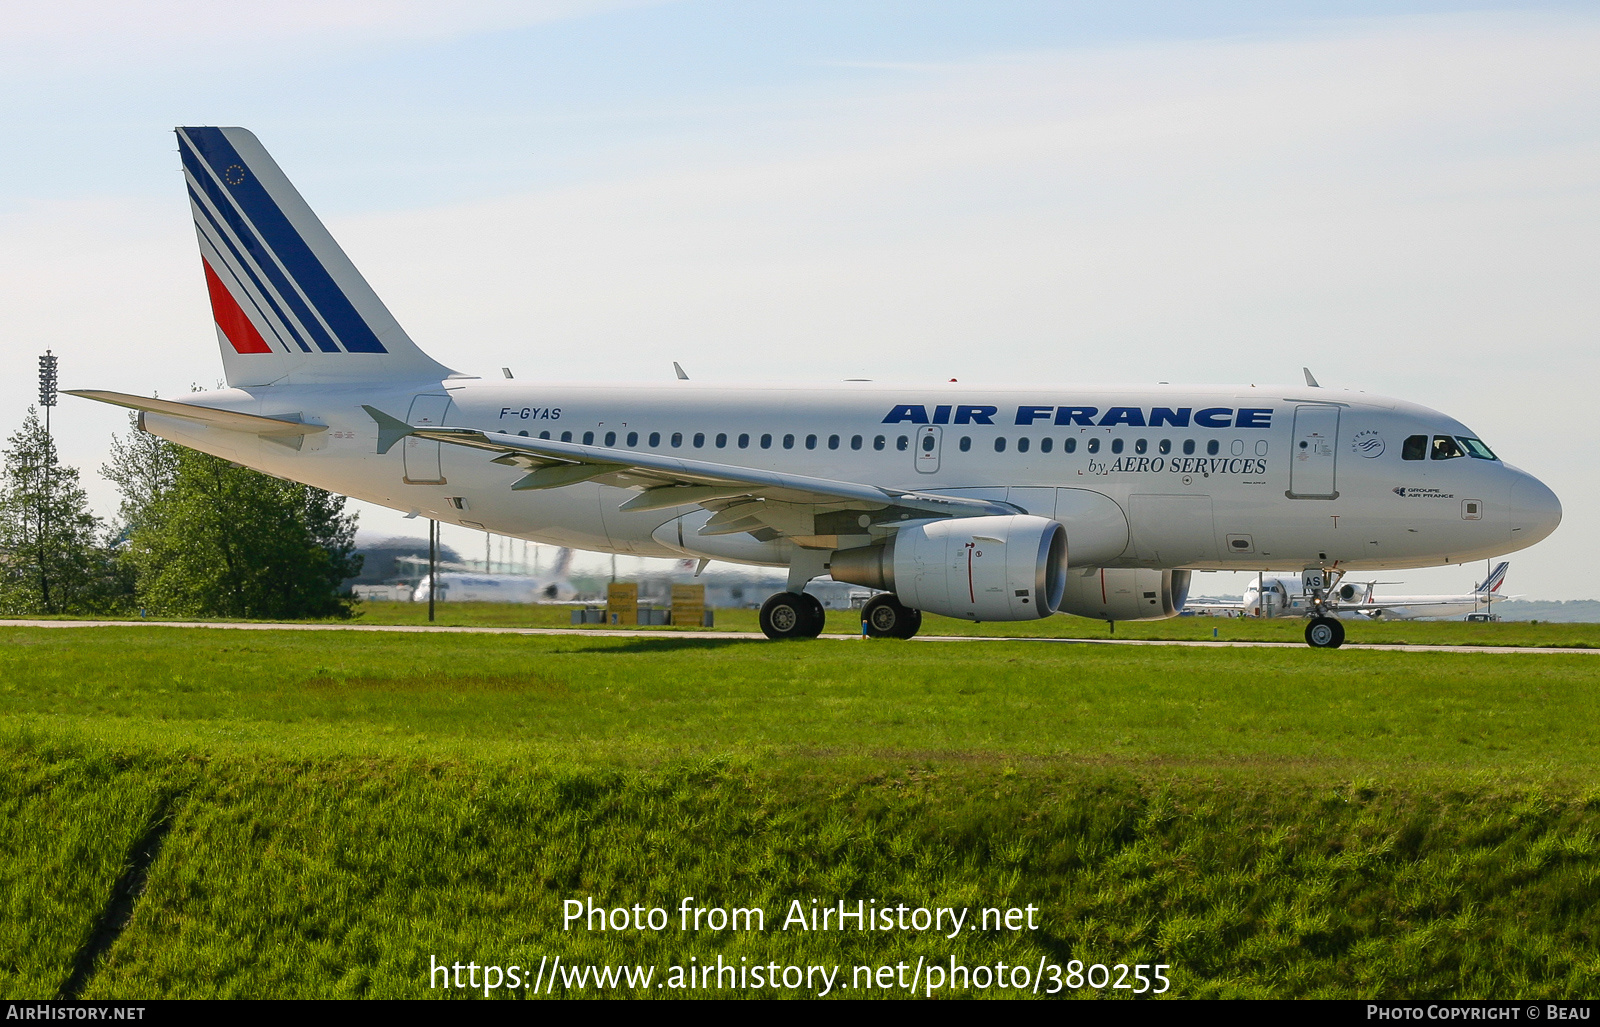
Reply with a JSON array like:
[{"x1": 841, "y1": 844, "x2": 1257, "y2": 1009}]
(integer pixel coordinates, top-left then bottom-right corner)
[{"x1": 1350, "y1": 430, "x2": 1385, "y2": 458}]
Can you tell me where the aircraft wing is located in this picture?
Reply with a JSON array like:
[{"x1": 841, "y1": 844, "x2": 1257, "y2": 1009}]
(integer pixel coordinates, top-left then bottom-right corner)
[
  {"x1": 1333, "y1": 596, "x2": 1506, "y2": 614},
  {"x1": 364, "y1": 407, "x2": 1018, "y2": 544}
]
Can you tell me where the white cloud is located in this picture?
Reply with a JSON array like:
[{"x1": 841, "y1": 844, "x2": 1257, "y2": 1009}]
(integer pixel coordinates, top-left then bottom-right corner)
[{"x1": 0, "y1": 0, "x2": 665, "y2": 73}]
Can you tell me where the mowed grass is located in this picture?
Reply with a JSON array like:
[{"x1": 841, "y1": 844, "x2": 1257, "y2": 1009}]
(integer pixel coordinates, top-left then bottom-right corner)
[{"x1": 5, "y1": 626, "x2": 1600, "y2": 999}]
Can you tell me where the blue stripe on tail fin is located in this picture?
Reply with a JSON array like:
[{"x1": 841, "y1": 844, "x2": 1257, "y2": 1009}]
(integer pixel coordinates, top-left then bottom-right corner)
[{"x1": 177, "y1": 126, "x2": 457, "y2": 387}]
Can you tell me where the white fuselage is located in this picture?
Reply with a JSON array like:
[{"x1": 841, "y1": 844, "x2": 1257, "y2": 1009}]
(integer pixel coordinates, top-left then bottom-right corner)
[{"x1": 141, "y1": 379, "x2": 1562, "y2": 574}]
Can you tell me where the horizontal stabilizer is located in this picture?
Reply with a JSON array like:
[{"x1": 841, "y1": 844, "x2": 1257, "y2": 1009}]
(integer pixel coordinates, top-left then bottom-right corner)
[{"x1": 68, "y1": 390, "x2": 326, "y2": 437}]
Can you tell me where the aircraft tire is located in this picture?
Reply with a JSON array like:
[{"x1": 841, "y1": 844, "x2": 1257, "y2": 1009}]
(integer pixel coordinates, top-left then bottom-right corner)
[
  {"x1": 1305, "y1": 616, "x2": 1345, "y2": 649},
  {"x1": 760, "y1": 592, "x2": 825, "y2": 640},
  {"x1": 797, "y1": 592, "x2": 827, "y2": 636},
  {"x1": 861, "y1": 594, "x2": 922, "y2": 639}
]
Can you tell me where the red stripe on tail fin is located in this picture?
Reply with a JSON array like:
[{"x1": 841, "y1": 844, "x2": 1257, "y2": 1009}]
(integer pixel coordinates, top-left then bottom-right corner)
[{"x1": 203, "y1": 259, "x2": 272, "y2": 354}]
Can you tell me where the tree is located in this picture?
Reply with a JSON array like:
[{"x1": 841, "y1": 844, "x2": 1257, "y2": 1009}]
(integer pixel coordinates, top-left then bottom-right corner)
[
  {"x1": 117, "y1": 438, "x2": 363, "y2": 619},
  {"x1": 0, "y1": 407, "x2": 127, "y2": 615},
  {"x1": 101, "y1": 413, "x2": 180, "y2": 541}
]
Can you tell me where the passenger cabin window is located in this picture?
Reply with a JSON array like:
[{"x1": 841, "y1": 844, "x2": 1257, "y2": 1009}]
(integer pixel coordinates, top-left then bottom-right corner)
[
  {"x1": 1111, "y1": 438, "x2": 1124, "y2": 454},
  {"x1": 805, "y1": 434, "x2": 818, "y2": 450},
  {"x1": 1158, "y1": 439, "x2": 1171, "y2": 455},
  {"x1": 897, "y1": 436, "x2": 909, "y2": 451},
  {"x1": 1041, "y1": 438, "x2": 1053, "y2": 453},
  {"x1": 715, "y1": 433, "x2": 727, "y2": 448},
  {"x1": 850, "y1": 435, "x2": 863, "y2": 450},
  {"x1": 737, "y1": 433, "x2": 749, "y2": 448},
  {"x1": 671, "y1": 432, "x2": 683, "y2": 448},
  {"x1": 539, "y1": 431, "x2": 551, "y2": 440},
  {"x1": 873, "y1": 435, "x2": 886, "y2": 451},
  {"x1": 959, "y1": 436, "x2": 971, "y2": 452},
  {"x1": 994, "y1": 437, "x2": 1007, "y2": 453},
  {"x1": 1086, "y1": 438, "x2": 1099, "y2": 454},
  {"x1": 1064, "y1": 438, "x2": 1076, "y2": 453},
  {"x1": 604, "y1": 431, "x2": 616, "y2": 446},
  {"x1": 582, "y1": 431, "x2": 594, "y2": 445},
  {"x1": 827, "y1": 434, "x2": 840, "y2": 450},
  {"x1": 1134, "y1": 438, "x2": 1146, "y2": 455},
  {"x1": 923, "y1": 435, "x2": 937, "y2": 452},
  {"x1": 1017, "y1": 437, "x2": 1030, "y2": 453},
  {"x1": 1183, "y1": 439, "x2": 1195, "y2": 455},
  {"x1": 1431, "y1": 436, "x2": 1465, "y2": 460},
  {"x1": 626, "y1": 432, "x2": 638, "y2": 447},
  {"x1": 760, "y1": 434, "x2": 772, "y2": 449},
  {"x1": 783, "y1": 434, "x2": 795, "y2": 449},
  {"x1": 648, "y1": 432, "x2": 660, "y2": 447},
  {"x1": 1206, "y1": 440, "x2": 1220, "y2": 456},
  {"x1": 1402, "y1": 435, "x2": 1427, "y2": 460},
  {"x1": 692, "y1": 433, "x2": 705, "y2": 448},
  {"x1": 560, "y1": 431, "x2": 573, "y2": 443}
]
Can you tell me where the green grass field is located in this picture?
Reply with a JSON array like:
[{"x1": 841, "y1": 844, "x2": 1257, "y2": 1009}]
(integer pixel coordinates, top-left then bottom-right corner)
[{"x1": 5, "y1": 624, "x2": 1600, "y2": 999}]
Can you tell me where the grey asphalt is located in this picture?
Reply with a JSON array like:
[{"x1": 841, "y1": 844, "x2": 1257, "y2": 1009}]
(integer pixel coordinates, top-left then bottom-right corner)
[{"x1": 2, "y1": 618, "x2": 1593, "y2": 655}]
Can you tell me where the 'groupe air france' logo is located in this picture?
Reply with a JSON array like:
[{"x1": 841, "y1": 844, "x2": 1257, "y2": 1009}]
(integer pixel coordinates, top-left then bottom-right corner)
[
  {"x1": 1350, "y1": 430, "x2": 1385, "y2": 458},
  {"x1": 223, "y1": 164, "x2": 247, "y2": 186}
]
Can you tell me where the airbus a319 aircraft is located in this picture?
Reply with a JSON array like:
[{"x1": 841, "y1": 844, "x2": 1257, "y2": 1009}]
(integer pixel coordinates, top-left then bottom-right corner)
[{"x1": 71, "y1": 128, "x2": 1563, "y2": 648}]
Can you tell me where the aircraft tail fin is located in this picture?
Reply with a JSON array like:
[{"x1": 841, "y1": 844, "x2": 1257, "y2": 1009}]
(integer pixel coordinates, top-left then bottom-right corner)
[
  {"x1": 177, "y1": 127, "x2": 457, "y2": 388},
  {"x1": 550, "y1": 547, "x2": 576, "y2": 581},
  {"x1": 1476, "y1": 561, "x2": 1510, "y2": 595}
]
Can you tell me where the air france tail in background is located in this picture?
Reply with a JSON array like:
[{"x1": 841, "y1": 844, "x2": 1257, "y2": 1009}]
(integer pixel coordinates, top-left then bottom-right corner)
[{"x1": 178, "y1": 126, "x2": 455, "y2": 387}]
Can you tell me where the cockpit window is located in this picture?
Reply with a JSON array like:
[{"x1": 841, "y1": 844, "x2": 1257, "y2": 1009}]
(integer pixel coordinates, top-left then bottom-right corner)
[
  {"x1": 1457, "y1": 437, "x2": 1498, "y2": 461},
  {"x1": 1402, "y1": 435, "x2": 1427, "y2": 461},
  {"x1": 1430, "y1": 435, "x2": 1464, "y2": 460}
]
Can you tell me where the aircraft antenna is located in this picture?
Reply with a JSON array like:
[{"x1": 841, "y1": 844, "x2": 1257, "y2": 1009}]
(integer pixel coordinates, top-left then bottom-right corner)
[{"x1": 1302, "y1": 367, "x2": 1320, "y2": 388}]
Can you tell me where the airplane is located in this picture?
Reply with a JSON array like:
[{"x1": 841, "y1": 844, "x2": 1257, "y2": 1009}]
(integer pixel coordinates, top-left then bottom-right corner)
[
  {"x1": 68, "y1": 127, "x2": 1563, "y2": 649},
  {"x1": 410, "y1": 547, "x2": 579, "y2": 603},
  {"x1": 1189, "y1": 561, "x2": 1511, "y2": 621}
]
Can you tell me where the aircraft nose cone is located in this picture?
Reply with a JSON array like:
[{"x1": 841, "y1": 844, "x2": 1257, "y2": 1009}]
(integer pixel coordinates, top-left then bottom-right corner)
[{"x1": 1508, "y1": 473, "x2": 1561, "y2": 548}]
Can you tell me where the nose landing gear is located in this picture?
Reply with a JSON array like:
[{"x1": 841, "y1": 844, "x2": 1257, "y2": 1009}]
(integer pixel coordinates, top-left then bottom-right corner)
[{"x1": 1305, "y1": 616, "x2": 1345, "y2": 649}]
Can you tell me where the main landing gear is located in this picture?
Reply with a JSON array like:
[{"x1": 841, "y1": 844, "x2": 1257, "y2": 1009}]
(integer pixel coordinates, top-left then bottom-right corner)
[
  {"x1": 1304, "y1": 616, "x2": 1346, "y2": 649},
  {"x1": 759, "y1": 591, "x2": 826, "y2": 640},
  {"x1": 860, "y1": 594, "x2": 922, "y2": 640}
]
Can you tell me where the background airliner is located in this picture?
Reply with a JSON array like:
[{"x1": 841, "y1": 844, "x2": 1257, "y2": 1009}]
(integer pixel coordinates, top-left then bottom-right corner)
[
  {"x1": 1191, "y1": 561, "x2": 1511, "y2": 620},
  {"x1": 69, "y1": 128, "x2": 1563, "y2": 648}
]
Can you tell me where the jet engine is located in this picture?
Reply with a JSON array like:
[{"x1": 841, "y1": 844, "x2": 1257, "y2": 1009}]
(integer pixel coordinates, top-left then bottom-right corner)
[
  {"x1": 1057, "y1": 567, "x2": 1192, "y2": 622},
  {"x1": 829, "y1": 515, "x2": 1067, "y2": 621}
]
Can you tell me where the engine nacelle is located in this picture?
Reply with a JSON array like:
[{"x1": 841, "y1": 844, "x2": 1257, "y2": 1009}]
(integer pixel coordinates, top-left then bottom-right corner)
[
  {"x1": 830, "y1": 515, "x2": 1067, "y2": 621},
  {"x1": 1057, "y1": 567, "x2": 1192, "y2": 622}
]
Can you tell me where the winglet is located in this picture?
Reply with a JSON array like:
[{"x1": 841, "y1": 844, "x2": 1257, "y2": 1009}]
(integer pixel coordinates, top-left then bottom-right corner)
[{"x1": 362, "y1": 405, "x2": 414, "y2": 454}]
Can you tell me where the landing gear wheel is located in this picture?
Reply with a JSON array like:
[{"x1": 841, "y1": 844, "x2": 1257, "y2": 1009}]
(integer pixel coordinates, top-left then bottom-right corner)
[
  {"x1": 860, "y1": 594, "x2": 922, "y2": 639},
  {"x1": 797, "y1": 592, "x2": 826, "y2": 635},
  {"x1": 1305, "y1": 616, "x2": 1345, "y2": 649},
  {"x1": 760, "y1": 592, "x2": 825, "y2": 640}
]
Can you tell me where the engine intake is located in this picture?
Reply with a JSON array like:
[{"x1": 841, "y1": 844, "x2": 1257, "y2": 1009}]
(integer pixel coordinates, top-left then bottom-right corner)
[{"x1": 830, "y1": 515, "x2": 1067, "y2": 621}]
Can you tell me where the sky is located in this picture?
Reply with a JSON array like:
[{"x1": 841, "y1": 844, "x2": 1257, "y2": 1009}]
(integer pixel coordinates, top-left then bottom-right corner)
[{"x1": 2, "y1": 0, "x2": 1596, "y2": 598}]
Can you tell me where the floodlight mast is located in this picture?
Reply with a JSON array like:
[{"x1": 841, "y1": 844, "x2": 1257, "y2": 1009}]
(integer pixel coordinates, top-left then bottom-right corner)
[{"x1": 36, "y1": 350, "x2": 58, "y2": 611}]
